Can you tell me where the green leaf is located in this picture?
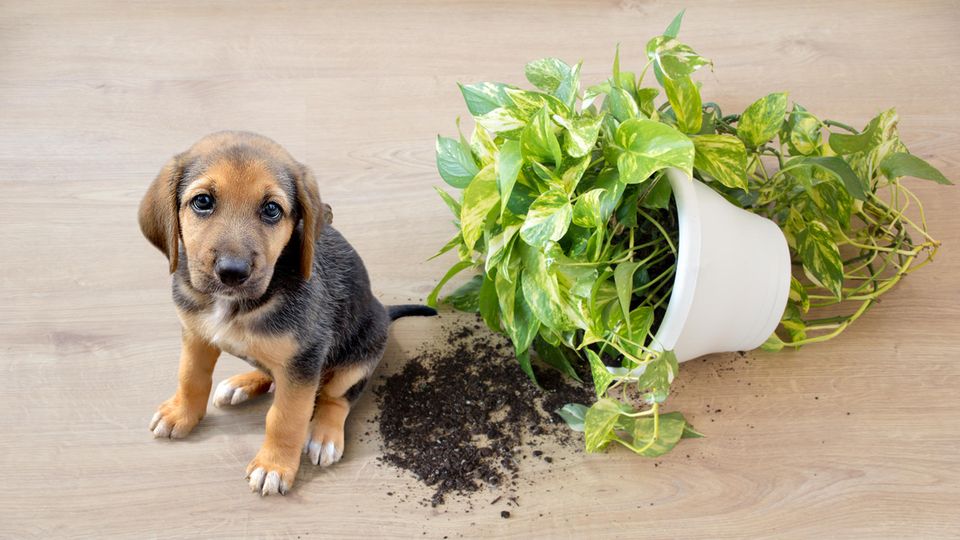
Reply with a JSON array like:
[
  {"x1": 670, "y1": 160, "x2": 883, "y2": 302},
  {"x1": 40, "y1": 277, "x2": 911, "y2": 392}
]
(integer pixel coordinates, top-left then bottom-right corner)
[
  {"x1": 509, "y1": 278, "x2": 541, "y2": 354},
  {"x1": 534, "y1": 338, "x2": 583, "y2": 382},
  {"x1": 458, "y1": 82, "x2": 513, "y2": 116},
  {"x1": 557, "y1": 403, "x2": 588, "y2": 432},
  {"x1": 572, "y1": 189, "x2": 605, "y2": 228},
  {"x1": 761, "y1": 333, "x2": 785, "y2": 352},
  {"x1": 613, "y1": 262, "x2": 639, "y2": 330},
  {"x1": 496, "y1": 140, "x2": 523, "y2": 215},
  {"x1": 459, "y1": 165, "x2": 500, "y2": 250},
  {"x1": 560, "y1": 155, "x2": 591, "y2": 194},
  {"x1": 495, "y1": 265, "x2": 517, "y2": 326},
  {"x1": 484, "y1": 223, "x2": 520, "y2": 274},
  {"x1": 790, "y1": 276, "x2": 810, "y2": 313},
  {"x1": 736, "y1": 92, "x2": 788, "y2": 149},
  {"x1": 692, "y1": 134, "x2": 748, "y2": 190},
  {"x1": 584, "y1": 397, "x2": 622, "y2": 452},
  {"x1": 616, "y1": 118, "x2": 695, "y2": 183},
  {"x1": 585, "y1": 349, "x2": 614, "y2": 398},
  {"x1": 606, "y1": 87, "x2": 639, "y2": 123},
  {"x1": 828, "y1": 109, "x2": 898, "y2": 155},
  {"x1": 520, "y1": 188, "x2": 573, "y2": 247},
  {"x1": 662, "y1": 74, "x2": 702, "y2": 134},
  {"x1": 516, "y1": 348, "x2": 538, "y2": 385},
  {"x1": 801, "y1": 156, "x2": 867, "y2": 200},
  {"x1": 554, "y1": 113, "x2": 603, "y2": 158},
  {"x1": 428, "y1": 232, "x2": 462, "y2": 261},
  {"x1": 443, "y1": 274, "x2": 482, "y2": 312},
  {"x1": 783, "y1": 104, "x2": 822, "y2": 156},
  {"x1": 664, "y1": 9, "x2": 685, "y2": 39},
  {"x1": 521, "y1": 106, "x2": 563, "y2": 165},
  {"x1": 880, "y1": 152, "x2": 953, "y2": 185},
  {"x1": 645, "y1": 36, "x2": 710, "y2": 79},
  {"x1": 595, "y1": 167, "x2": 627, "y2": 221},
  {"x1": 525, "y1": 58, "x2": 570, "y2": 93},
  {"x1": 427, "y1": 260, "x2": 474, "y2": 308},
  {"x1": 505, "y1": 182, "x2": 537, "y2": 217},
  {"x1": 525, "y1": 57, "x2": 580, "y2": 108},
  {"x1": 794, "y1": 217, "x2": 844, "y2": 300},
  {"x1": 628, "y1": 306, "x2": 654, "y2": 343},
  {"x1": 638, "y1": 174, "x2": 672, "y2": 209},
  {"x1": 475, "y1": 107, "x2": 527, "y2": 136},
  {"x1": 635, "y1": 88, "x2": 660, "y2": 118},
  {"x1": 479, "y1": 271, "x2": 501, "y2": 332},
  {"x1": 635, "y1": 350, "x2": 679, "y2": 398},
  {"x1": 627, "y1": 412, "x2": 687, "y2": 457},
  {"x1": 434, "y1": 186, "x2": 461, "y2": 218},
  {"x1": 436, "y1": 135, "x2": 480, "y2": 188},
  {"x1": 520, "y1": 246, "x2": 568, "y2": 331},
  {"x1": 505, "y1": 87, "x2": 569, "y2": 119},
  {"x1": 681, "y1": 423, "x2": 705, "y2": 439}
]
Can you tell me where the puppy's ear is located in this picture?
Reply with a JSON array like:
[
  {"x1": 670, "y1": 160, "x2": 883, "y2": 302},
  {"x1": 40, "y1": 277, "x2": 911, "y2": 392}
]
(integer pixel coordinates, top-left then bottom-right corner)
[
  {"x1": 139, "y1": 155, "x2": 184, "y2": 273},
  {"x1": 292, "y1": 164, "x2": 325, "y2": 280}
]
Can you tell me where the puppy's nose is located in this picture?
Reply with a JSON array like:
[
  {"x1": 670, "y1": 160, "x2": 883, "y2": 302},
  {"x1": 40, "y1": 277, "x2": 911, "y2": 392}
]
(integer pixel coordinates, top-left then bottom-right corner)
[{"x1": 215, "y1": 256, "x2": 251, "y2": 286}]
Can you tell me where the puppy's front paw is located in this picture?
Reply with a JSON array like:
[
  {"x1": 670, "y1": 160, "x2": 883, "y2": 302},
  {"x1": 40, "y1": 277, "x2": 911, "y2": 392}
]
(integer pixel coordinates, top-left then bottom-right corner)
[
  {"x1": 246, "y1": 453, "x2": 298, "y2": 496},
  {"x1": 304, "y1": 423, "x2": 345, "y2": 467},
  {"x1": 149, "y1": 398, "x2": 202, "y2": 439}
]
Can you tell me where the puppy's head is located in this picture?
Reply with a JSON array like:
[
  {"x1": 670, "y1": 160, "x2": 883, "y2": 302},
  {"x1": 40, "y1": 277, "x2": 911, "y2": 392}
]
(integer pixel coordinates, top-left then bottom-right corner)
[{"x1": 139, "y1": 131, "x2": 330, "y2": 299}]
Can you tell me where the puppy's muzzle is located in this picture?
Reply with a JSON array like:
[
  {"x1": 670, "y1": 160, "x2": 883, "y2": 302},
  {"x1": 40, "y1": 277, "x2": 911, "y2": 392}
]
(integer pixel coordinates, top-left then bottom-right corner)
[{"x1": 215, "y1": 256, "x2": 252, "y2": 287}]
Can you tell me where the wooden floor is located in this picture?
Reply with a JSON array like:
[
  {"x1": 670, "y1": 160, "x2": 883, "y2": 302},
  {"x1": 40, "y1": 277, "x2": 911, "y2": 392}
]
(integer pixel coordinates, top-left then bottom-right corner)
[{"x1": 2, "y1": 1, "x2": 959, "y2": 538}]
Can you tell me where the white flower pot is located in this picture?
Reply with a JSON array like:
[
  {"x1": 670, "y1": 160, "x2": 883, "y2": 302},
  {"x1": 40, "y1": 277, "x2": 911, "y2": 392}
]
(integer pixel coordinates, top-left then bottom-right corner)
[{"x1": 653, "y1": 168, "x2": 792, "y2": 362}]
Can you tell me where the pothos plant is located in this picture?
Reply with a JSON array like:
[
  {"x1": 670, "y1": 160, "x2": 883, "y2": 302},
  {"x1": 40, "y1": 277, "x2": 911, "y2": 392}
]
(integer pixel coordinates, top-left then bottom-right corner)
[{"x1": 427, "y1": 11, "x2": 952, "y2": 457}]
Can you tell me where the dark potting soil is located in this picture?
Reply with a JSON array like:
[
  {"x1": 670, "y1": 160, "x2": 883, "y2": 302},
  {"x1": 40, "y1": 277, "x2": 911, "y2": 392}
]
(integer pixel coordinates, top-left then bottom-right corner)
[{"x1": 373, "y1": 318, "x2": 593, "y2": 507}]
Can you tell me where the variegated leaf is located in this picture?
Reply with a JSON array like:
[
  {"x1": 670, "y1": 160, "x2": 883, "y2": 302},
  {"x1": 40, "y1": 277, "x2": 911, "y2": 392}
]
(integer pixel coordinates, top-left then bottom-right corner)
[
  {"x1": 459, "y1": 165, "x2": 499, "y2": 251},
  {"x1": 794, "y1": 218, "x2": 844, "y2": 299},
  {"x1": 737, "y1": 92, "x2": 788, "y2": 148},
  {"x1": 615, "y1": 118, "x2": 694, "y2": 183},
  {"x1": 519, "y1": 188, "x2": 573, "y2": 247},
  {"x1": 661, "y1": 73, "x2": 701, "y2": 134},
  {"x1": 692, "y1": 134, "x2": 748, "y2": 190},
  {"x1": 475, "y1": 107, "x2": 527, "y2": 137},
  {"x1": 553, "y1": 113, "x2": 603, "y2": 158},
  {"x1": 645, "y1": 36, "x2": 711, "y2": 79}
]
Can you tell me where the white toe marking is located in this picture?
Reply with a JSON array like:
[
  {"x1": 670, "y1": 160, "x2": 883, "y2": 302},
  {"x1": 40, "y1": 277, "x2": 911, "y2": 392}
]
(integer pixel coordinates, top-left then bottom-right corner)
[
  {"x1": 152, "y1": 418, "x2": 171, "y2": 438},
  {"x1": 149, "y1": 412, "x2": 161, "y2": 430},
  {"x1": 248, "y1": 467, "x2": 266, "y2": 492},
  {"x1": 308, "y1": 440, "x2": 322, "y2": 465},
  {"x1": 262, "y1": 471, "x2": 281, "y2": 496},
  {"x1": 230, "y1": 388, "x2": 248, "y2": 405},
  {"x1": 319, "y1": 441, "x2": 339, "y2": 467},
  {"x1": 213, "y1": 380, "x2": 235, "y2": 408}
]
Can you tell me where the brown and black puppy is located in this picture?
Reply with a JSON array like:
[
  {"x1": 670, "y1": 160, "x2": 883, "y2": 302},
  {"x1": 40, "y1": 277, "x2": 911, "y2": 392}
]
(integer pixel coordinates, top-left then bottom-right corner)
[{"x1": 139, "y1": 131, "x2": 434, "y2": 496}]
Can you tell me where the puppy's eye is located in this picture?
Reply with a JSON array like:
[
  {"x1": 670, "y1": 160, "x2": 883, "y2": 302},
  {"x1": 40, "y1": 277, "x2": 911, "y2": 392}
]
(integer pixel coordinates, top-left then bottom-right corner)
[
  {"x1": 261, "y1": 201, "x2": 283, "y2": 223},
  {"x1": 191, "y1": 194, "x2": 215, "y2": 214}
]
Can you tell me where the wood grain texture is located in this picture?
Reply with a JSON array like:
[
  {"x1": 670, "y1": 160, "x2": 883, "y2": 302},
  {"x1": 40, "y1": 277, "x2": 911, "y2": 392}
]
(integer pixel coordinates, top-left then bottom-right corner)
[{"x1": 1, "y1": 1, "x2": 958, "y2": 537}]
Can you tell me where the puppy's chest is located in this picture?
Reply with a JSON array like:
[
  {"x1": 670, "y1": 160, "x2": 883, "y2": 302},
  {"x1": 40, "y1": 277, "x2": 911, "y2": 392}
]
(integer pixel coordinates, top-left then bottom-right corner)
[
  {"x1": 192, "y1": 300, "x2": 297, "y2": 370},
  {"x1": 200, "y1": 300, "x2": 249, "y2": 357}
]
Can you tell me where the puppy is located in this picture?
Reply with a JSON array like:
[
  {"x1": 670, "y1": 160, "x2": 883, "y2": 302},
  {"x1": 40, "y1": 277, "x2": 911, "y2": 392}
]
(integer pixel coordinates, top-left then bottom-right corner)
[{"x1": 139, "y1": 131, "x2": 435, "y2": 495}]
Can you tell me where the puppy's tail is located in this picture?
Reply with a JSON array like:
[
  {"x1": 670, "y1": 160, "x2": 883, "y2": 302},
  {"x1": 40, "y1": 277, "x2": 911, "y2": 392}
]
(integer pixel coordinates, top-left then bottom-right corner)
[{"x1": 386, "y1": 304, "x2": 438, "y2": 321}]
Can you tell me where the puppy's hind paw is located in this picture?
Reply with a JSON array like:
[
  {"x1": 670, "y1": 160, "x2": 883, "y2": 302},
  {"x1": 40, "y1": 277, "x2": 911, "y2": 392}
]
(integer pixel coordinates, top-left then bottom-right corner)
[
  {"x1": 304, "y1": 425, "x2": 345, "y2": 467},
  {"x1": 213, "y1": 371, "x2": 273, "y2": 408},
  {"x1": 213, "y1": 379, "x2": 249, "y2": 408}
]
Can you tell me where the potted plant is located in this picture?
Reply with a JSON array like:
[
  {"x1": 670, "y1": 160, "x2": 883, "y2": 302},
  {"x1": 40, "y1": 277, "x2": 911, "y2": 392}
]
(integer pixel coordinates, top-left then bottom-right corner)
[{"x1": 428, "y1": 11, "x2": 951, "y2": 456}]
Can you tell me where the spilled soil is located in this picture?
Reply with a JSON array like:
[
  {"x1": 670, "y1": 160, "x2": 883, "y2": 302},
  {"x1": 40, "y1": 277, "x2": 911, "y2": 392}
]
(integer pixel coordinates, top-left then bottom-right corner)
[{"x1": 373, "y1": 318, "x2": 593, "y2": 507}]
